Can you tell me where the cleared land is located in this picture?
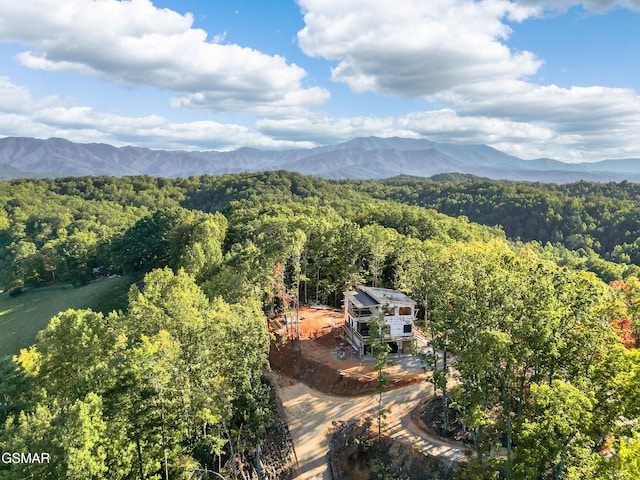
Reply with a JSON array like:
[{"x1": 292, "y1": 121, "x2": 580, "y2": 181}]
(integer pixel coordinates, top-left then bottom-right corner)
[
  {"x1": 268, "y1": 307, "x2": 468, "y2": 479},
  {"x1": 270, "y1": 306, "x2": 429, "y2": 395},
  {"x1": 0, "y1": 276, "x2": 131, "y2": 357}
]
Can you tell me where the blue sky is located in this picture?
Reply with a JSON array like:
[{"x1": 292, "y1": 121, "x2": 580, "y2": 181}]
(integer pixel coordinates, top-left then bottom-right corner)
[{"x1": 0, "y1": 1, "x2": 639, "y2": 162}]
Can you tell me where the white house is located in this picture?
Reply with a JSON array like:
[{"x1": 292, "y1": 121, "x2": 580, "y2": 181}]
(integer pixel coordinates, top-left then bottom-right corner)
[{"x1": 342, "y1": 286, "x2": 416, "y2": 357}]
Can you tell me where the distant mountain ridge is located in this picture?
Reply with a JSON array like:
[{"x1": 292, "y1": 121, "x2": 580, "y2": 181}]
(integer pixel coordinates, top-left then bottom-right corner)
[{"x1": 1, "y1": 136, "x2": 639, "y2": 183}]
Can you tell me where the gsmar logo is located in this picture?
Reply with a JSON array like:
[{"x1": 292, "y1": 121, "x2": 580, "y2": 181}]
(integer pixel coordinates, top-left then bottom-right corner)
[{"x1": 1, "y1": 452, "x2": 50, "y2": 464}]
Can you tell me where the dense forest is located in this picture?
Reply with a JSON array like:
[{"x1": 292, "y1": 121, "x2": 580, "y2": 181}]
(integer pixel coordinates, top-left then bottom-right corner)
[
  {"x1": 3, "y1": 172, "x2": 640, "y2": 292},
  {"x1": 0, "y1": 171, "x2": 639, "y2": 478}
]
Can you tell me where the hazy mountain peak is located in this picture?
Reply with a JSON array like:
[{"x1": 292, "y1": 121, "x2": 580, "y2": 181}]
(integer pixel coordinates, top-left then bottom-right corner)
[{"x1": 0, "y1": 136, "x2": 639, "y2": 183}]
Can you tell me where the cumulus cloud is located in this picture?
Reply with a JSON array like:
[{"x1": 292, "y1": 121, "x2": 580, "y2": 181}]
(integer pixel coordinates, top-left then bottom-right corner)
[
  {"x1": 257, "y1": 110, "x2": 564, "y2": 155},
  {"x1": 2, "y1": 73, "x2": 640, "y2": 161},
  {"x1": 295, "y1": 0, "x2": 640, "y2": 161},
  {"x1": 0, "y1": 0, "x2": 328, "y2": 115},
  {"x1": 256, "y1": 114, "x2": 417, "y2": 144},
  {"x1": 2, "y1": 0, "x2": 640, "y2": 165},
  {"x1": 297, "y1": 0, "x2": 542, "y2": 96},
  {"x1": 0, "y1": 76, "x2": 60, "y2": 113},
  {"x1": 434, "y1": 80, "x2": 640, "y2": 138},
  {"x1": 257, "y1": 108, "x2": 640, "y2": 162},
  {"x1": 297, "y1": 0, "x2": 639, "y2": 98},
  {"x1": 0, "y1": 78, "x2": 315, "y2": 150}
]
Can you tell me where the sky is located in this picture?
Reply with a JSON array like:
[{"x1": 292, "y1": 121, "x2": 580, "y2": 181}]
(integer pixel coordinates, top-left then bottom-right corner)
[{"x1": 0, "y1": 1, "x2": 639, "y2": 162}]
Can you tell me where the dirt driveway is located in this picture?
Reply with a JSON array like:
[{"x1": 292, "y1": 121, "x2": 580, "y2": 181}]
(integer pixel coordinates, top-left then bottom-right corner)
[{"x1": 271, "y1": 373, "x2": 467, "y2": 479}]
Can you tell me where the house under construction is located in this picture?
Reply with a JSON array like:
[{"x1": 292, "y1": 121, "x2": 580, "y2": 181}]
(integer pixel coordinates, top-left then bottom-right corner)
[{"x1": 342, "y1": 286, "x2": 416, "y2": 357}]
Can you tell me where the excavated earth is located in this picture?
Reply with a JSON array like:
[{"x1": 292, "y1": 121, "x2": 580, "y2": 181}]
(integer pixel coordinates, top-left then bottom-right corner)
[{"x1": 268, "y1": 306, "x2": 428, "y2": 395}]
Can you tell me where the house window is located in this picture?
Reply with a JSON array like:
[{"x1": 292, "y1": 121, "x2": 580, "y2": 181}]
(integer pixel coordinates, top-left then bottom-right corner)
[
  {"x1": 399, "y1": 306, "x2": 412, "y2": 316},
  {"x1": 403, "y1": 324, "x2": 412, "y2": 334},
  {"x1": 383, "y1": 306, "x2": 395, "y2": 316}
]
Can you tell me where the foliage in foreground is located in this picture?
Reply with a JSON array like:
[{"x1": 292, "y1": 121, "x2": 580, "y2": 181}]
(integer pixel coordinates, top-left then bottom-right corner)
[
  {"x1": 0, "y1": 268, "x2": 270, "y2": 479},
  {"x1": 420, "y1": 240, "x2": 640, "y2": 479}
]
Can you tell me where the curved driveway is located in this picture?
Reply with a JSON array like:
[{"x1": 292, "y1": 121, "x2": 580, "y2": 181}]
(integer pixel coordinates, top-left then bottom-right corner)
[{"x1": 273, "y1": 374, "x2": 467, "y2": 479}]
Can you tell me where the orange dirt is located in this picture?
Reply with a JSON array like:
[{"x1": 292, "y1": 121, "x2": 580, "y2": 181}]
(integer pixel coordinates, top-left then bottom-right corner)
[{"x1": 269, "y1": 306, "x2": 428, "y2": 396}]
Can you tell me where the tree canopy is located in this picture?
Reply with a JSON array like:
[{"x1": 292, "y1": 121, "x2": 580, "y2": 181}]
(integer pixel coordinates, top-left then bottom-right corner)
[{"x1": 1, "y1": 171, "x2": 640, "y2": 478}]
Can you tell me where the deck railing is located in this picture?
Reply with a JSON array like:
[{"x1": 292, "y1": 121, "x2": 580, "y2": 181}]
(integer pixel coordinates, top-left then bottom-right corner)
[
  {"x1": 341, "y1": 324, "x2": 366, "y2": 356},
  {"x1": 347, "y1": 307, "x2": 371, "y2": 321}
]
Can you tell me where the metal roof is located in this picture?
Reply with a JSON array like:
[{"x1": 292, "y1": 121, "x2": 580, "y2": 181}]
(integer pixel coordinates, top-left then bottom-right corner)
[
  {"x1": 345, "y1": 286, "x2": 416, "y2": 307},
  {"x1": 345, "y1": 289, "x2": 378, "y2": 308},
  {"x1": 361, "y1": 286, "x2": 416, "y2": 304}
]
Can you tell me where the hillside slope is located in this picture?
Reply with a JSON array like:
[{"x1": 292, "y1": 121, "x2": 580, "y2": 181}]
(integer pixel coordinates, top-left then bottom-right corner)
[{"x1": 2, "y1": 136, "x2": 640, "y2": 182}]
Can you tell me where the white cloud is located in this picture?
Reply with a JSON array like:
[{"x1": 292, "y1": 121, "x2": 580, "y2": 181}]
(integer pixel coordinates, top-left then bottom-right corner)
[
  {"x1": 257, "y1": 110, "x2": 562, "y2": 154},
  {"x1": 2, "y1": 73, "x2": 640, "y2": 161},
  {"x1": 295, "y1": 0, "x2": 640, "y2": 161},
  {"x1": 397, "y1": 109, "x2": 558, "y2": 144},
  {"x1": 395, "y1": 109, "x2": 596, "y2": 160},
  {"x1": 256, "y1": 114, "x2": 419, "y2": 144},
  {"x1": 435, "y1": 80, "x2": 640, "y2": 138},
  {"x1": 0, "y1": 78, "x2": 315, "y2": 150},
  {"x1": 297, "y1": 0, "x2": 542, "y2": 97},
  {"x1": 295, "y1": 0, "x2": 640, "y2": 123},
  {"x1": 297, "y1": 0, "x2": 640, "y2": 99},
  {"x1": 0, "y1": 76, "x2": 60, "y2": 113},
  {"x1": 0, "y1": 0, "x2": 328, "y2": 115},
  {"x1": 257, "y1": 108, "x2": 640, "y2": 162},
  {"x1": 171, "y1": 85, "x2": 330, "y2": 117}
]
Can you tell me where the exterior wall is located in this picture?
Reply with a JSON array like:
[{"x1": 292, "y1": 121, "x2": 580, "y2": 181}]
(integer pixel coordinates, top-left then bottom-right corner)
[
  {"x1": 344, "y1": 290, "x2": 416, "y2": 356},
  {"x1": 381, "y1": 304, "x2": 414, "y2": 338},
  {"x1": 386, "y1": 315, "x2": 412, "y2": 337}
]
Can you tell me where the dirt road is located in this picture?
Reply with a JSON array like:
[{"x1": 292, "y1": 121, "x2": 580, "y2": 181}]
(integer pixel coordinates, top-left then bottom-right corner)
[{"x1": 273, "y1": 374, "x2": 467, "y2": 479}]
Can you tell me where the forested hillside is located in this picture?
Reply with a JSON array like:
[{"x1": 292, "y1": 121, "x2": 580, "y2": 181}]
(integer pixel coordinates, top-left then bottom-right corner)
[
  {"x1": 363, "y1": 176, "x2": 640, "y2": 268},
  {"x1": 0, "y1": 172, "x2": 639, "y2": 478},
  {"x1": 3, "y1": 172, "x2": 640, "y2": 292}
]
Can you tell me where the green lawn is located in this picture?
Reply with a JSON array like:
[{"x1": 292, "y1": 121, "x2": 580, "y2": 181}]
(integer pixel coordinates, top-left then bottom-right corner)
[{"x1": 0, "y1": 276, "x2": 132, "y2": 358}]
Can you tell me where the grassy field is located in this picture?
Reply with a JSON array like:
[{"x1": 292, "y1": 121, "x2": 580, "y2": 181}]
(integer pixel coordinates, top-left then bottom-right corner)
[{"x1": 0, "y1": 276, "x2": 132, "y2": 358}]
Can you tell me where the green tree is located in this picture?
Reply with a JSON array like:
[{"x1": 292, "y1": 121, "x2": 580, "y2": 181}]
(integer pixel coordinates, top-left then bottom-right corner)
[
  {"x1": 618, "y1": 432, "x2": 640, "y2": 480},
  {"x1": 368, "y1": 312, "x2": 390, "y2": 443},
  {"x1": 513, "y1": 380, "x2": 599, "y2": 480},
  {"x1": 15, "y1": 309, "x2": 124, "y2": 404},
  {"x1": 176, "y1": 213, "x2": 227, "y2": 282},
  {"x1": 62, "y1": 393, "x2": 109, "y2": 480}
]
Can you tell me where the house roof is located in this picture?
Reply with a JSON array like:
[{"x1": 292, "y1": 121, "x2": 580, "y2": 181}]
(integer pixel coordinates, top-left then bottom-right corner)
[
  {"x1": 345, "y1": 289, "x2": 378, "y2": 309},
  {"x1": 345, "y1": 286, "x2": 416, "y2": 308}
]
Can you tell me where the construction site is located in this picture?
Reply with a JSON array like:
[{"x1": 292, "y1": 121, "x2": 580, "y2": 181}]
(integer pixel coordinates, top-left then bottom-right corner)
[
  {"x1": 268, "y1": 305, "x2": 469, "y2": 479},
  {"x1": 268, "y1": 305, "x2": 430, "y2": 396}
]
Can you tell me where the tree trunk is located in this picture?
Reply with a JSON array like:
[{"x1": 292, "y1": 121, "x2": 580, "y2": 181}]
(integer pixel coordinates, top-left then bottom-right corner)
[
  {"x1": 303, "y1": 255, "x2": 308, "y2": 304},
  {"x1": 506, "y1": 415, "x2": 512, "y2": 479},
  {"x1": 442, "y1": 349, "x2": 448, "y2": 433},
  {"x1": 136, "y1": 433, "x2": 144, "y2": 480},
  {"x1": 160, "y1": 395, "x2": 169, "y2": 480},
  {"x1": 462, "y1": 387, "x2": 467, "y2": 439},
  {"x1": 502, "y1": 372, "x2": 512, "y2": 480},
  {"x1": 255, "y1": 442, "x2": 263, "y2": 480},
  {"x1": 372, "y1": 255, "x2": 379, "y2": 288},
  {"x1": 223, "y1": 419, "x2": 239, "y2": 480}
]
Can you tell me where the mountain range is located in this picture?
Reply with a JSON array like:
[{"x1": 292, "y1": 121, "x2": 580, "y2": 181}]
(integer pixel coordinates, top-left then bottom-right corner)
[{"x1": 1, "y1": 136, "x2": 640, "y2": 183}]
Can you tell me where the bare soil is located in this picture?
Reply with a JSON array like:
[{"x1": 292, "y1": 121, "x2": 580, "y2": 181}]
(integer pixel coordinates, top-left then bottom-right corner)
[
  {"x1": 269, "y1": 306, "x2": 428, "y2": 395},
  {"x1": 268, "y1": 307, "x2": 471, "y2": 479},
  {"x1": 271, "y1": 373, "x2": 435, "y2": 479}
]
